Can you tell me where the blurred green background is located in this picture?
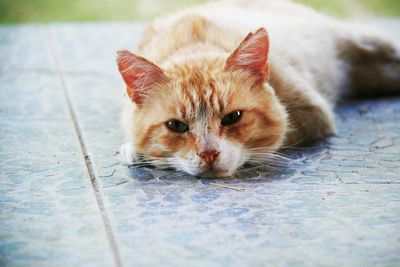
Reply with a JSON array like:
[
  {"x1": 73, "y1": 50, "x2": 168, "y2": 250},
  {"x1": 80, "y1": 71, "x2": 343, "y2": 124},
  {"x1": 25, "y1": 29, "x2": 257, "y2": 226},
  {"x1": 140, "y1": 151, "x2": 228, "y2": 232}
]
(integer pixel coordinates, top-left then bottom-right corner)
[{"x1": 1, "y1": 0, "x2": 399, "y2": 23}]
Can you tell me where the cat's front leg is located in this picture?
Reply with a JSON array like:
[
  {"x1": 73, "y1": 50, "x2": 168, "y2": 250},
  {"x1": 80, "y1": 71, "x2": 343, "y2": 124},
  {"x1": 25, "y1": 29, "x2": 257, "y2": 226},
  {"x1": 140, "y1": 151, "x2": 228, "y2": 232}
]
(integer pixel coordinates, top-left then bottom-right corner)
[
  {"x1": 272, "y1": 75, "x2": 336, "y2": 146},
  {"x1": 284, "y1": 100, "x2": 335, "y2": 146},
  {"x1": 120, "y1": 142, "x2": 137, "y2": 164}
]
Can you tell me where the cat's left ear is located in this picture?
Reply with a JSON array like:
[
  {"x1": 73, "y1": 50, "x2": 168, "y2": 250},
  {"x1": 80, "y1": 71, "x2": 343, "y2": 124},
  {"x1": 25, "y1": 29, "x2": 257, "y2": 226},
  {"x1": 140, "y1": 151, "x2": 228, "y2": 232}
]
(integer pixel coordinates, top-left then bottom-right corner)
[{"x1": 225, "y1": 28, "x2": 270, "y2": 84}]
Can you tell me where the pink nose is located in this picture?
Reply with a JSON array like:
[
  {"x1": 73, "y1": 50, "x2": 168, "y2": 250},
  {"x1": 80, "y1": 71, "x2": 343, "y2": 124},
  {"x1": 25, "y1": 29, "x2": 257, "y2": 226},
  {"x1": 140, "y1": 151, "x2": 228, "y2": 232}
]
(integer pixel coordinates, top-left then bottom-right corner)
[{"x1": 199, "y1": 150, "x2": 220, "y2": 165}]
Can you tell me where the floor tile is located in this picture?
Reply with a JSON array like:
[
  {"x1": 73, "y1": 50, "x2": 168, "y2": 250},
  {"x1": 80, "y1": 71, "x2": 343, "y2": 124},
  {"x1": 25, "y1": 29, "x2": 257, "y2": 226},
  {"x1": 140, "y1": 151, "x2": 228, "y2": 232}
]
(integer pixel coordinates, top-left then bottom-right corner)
[
  {"x1": 0, "y1": 28, "x2": 115, "y2": 266},
  {"x1": 0, "y1": 25, "x2": 54, "y2": 71},
  {"x1": 52, "y1": 23, "x2": 400, "y2": 267}
]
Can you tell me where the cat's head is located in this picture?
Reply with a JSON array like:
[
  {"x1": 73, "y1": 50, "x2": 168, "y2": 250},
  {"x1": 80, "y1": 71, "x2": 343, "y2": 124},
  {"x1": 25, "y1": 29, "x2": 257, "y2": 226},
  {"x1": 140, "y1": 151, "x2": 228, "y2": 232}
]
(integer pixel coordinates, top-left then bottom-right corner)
[{"x1": 117, "y1": 28, "x2": 288, "y2": 177}]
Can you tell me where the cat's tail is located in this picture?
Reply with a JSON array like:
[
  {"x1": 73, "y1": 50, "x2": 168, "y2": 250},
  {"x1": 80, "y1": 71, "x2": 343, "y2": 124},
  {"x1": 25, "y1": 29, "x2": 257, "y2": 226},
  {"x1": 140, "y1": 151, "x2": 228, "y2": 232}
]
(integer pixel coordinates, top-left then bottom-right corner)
[{"x1": 337, "y1": 22, "x2": 400, "y2": 97}]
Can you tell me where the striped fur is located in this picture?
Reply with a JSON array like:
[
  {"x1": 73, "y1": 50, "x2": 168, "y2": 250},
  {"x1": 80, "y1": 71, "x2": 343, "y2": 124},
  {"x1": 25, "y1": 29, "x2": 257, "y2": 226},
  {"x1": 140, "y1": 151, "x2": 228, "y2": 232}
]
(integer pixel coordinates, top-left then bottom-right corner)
[{"x1": 118, "y1": 0, "x2": 400, "y2": 177}]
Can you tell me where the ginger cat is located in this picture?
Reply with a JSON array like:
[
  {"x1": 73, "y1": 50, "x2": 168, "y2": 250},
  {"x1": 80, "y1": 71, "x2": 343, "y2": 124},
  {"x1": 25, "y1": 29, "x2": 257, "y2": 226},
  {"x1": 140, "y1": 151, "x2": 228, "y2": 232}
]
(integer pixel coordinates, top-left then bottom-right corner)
[{"x1": 117, "y1": 0, "x2": 400, "y2": 177}]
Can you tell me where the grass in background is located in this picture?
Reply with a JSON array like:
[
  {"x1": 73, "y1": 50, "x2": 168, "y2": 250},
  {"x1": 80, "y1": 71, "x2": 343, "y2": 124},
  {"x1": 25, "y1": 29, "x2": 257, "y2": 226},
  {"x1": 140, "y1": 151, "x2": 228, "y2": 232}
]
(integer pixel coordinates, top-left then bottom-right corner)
[
  {"x1": 294, "y1": 0, "x2": 400, "y2": 17},
  {"x1": 295, "y1": 0, "x2": 350, "y2": 17},
  {"x1": 0, "y1": 0, "x2": 399, "y2": 23},
  {"x1": 0, "y1": 0, "x2": 205, "y2": 23},
  {"x1": 362, "y1": 0, "x2": 400, "y2": 16}
]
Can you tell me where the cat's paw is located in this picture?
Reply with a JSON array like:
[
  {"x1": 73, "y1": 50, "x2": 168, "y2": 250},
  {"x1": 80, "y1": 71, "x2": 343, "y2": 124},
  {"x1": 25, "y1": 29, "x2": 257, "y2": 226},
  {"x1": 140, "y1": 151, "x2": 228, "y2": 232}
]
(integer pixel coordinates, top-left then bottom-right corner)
[{"x1": 120, "y1": 142, "x2": 137, "y2": 164}]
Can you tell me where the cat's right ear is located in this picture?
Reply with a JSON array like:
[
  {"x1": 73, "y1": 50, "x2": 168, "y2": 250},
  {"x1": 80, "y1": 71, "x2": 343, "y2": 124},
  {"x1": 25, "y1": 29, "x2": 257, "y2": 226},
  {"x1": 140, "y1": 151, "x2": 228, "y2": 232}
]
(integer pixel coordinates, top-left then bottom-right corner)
[{"x1": 117, "y1": 50, "x2": 168, "y2": 105}]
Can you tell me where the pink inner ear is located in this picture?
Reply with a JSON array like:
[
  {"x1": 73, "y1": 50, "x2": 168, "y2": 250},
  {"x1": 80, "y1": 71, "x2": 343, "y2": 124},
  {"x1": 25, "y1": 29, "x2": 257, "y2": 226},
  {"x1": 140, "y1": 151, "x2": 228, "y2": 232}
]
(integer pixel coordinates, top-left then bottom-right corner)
[
  {"x1": 226, "y1": 28, "x2": 270, "y2": 83},
  {"x1": 117, "y1": 50, "x2": 166, "y2": 104}
]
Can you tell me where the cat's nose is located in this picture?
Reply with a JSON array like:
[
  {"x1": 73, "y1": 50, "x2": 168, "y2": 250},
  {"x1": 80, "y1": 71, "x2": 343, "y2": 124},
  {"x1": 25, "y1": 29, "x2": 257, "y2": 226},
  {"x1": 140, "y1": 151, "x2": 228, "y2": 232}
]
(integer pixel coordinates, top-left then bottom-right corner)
[{"x1": 199, "y1": 149, "x2": 220, "y2": 165}]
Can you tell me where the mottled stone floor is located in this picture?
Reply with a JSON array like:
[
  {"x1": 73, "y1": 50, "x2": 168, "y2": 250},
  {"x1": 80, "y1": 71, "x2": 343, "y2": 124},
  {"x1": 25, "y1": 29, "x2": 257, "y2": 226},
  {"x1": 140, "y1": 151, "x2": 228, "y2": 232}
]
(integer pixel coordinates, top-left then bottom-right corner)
[{"x1": 0, "y1": 23, "x2": 399, "y2": 267}]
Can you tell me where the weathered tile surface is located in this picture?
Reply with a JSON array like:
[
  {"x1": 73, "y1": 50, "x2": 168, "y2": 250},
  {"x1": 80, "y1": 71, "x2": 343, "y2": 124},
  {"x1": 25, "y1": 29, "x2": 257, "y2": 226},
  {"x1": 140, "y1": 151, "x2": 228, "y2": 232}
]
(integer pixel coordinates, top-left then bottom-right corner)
[
  {"x1": 49, "y1": 22, "x2": 400, "y2": 267},
  {"x1": 0, "y1": 25, "x2": 54, "y2": 71},
  {"x1": 1, "y1": 21, "x2": 399, "y2": 267},
  {"x1": 0, "y1": 26, "x2": 114, "y2": 266},
  {"x1": 49, "y1": 23, "x2": 145, "y2": 74}
]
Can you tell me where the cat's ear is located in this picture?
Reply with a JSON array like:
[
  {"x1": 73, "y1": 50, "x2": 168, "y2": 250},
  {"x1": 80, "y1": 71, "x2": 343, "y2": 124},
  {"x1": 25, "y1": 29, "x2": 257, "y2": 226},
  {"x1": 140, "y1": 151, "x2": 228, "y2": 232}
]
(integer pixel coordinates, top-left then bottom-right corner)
[
  {"x1": 225, "y1": 28, "x2": 270, "y2": 83},
  {"x1": 117, "y1": 50, "x2": 168, "y2": 105}
]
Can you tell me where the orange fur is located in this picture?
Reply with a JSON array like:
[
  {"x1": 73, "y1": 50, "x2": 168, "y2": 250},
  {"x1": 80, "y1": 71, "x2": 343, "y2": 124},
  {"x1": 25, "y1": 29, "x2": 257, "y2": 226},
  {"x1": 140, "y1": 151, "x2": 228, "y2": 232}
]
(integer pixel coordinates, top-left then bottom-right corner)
[
  {"x1": 119, "y1": 47, "x2": 287, "y2": 176},
  {"x1": 118, "y1": 0, "x2": 400, "y2": 177}
]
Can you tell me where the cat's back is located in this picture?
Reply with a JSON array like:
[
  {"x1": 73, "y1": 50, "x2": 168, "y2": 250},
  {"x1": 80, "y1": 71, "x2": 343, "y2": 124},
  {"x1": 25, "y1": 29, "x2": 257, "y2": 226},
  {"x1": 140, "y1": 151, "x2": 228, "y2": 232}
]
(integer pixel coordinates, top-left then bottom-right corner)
[
  {"x1": 139, "y1": 0, "x2": 341, "y2": 100},
  {"x1": 150, "y1": 0, "x2": 330, "y2": 37},
  {"x1": 142, "y1": 0, "x2": 335, "y2": 59}
]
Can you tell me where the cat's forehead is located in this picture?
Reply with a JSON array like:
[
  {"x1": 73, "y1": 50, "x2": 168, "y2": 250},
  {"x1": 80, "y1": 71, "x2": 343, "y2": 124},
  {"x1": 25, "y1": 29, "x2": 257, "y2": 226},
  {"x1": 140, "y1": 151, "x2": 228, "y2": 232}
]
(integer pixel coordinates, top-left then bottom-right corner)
[
  {"x1": 173, "y1": 69, "x2": 227, "y2": 117},
  {"x1": 150, "y1": 62, "x2": 263, "y2": 122}
]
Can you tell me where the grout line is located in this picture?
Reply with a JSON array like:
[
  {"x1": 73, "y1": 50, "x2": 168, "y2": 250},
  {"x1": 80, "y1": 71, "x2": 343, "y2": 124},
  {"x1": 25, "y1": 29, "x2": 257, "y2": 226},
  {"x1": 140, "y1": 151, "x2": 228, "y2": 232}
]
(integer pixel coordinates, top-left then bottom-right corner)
[{"x1": 44, "y1": 25, "x2": 123, "y2": 267}]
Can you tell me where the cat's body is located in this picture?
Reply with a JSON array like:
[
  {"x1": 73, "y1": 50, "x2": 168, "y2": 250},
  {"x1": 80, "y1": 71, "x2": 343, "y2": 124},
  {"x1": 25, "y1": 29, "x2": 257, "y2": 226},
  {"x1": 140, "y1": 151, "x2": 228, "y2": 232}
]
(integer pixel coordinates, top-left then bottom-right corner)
[{"x1": 118, "y1": 0, "x2": 400, "y2": 177}]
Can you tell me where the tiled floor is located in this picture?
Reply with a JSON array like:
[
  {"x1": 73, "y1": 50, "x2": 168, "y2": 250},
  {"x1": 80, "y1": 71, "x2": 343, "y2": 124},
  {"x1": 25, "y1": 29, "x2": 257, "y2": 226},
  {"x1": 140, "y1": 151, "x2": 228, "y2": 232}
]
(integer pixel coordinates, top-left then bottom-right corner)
[{"x1": 0, "y1": 22, "x2": 399, "y2": 267}]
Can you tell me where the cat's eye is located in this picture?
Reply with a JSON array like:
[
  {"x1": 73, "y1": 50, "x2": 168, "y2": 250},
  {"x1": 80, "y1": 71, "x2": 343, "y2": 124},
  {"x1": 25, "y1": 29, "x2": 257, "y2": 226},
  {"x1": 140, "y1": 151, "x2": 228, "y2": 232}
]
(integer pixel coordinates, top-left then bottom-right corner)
[
  {"x1": 221, "y1": 110, "x2": 242, "y2": 126},
  {"x1": 166, "y1": 120, "x2": 189, "y2": 133}
]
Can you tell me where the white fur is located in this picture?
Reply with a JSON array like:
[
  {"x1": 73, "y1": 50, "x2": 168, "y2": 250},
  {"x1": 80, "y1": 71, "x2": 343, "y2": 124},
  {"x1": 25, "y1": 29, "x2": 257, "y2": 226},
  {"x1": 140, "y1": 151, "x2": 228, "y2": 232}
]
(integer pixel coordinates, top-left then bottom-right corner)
[
  {"x1": 120, "y1": 142, "x2": 137, "y2": 164},
  {"x1": 174, "y1": 138, "x2": 245, "y2": 177},
  {"x1": 120, "y1": 0, "x2": 400, "y2": 175}
]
